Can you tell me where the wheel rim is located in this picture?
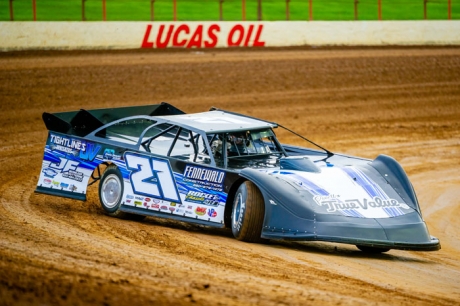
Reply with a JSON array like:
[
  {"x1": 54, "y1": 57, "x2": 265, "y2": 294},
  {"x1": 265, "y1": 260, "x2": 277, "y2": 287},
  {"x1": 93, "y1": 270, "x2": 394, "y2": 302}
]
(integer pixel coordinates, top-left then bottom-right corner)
[
  {"x1": 232, "y1": 193, "x2": 243, "y2": 228},
  {"x1": 101, "y1": 174, "x2": 122, "y2": 209}
]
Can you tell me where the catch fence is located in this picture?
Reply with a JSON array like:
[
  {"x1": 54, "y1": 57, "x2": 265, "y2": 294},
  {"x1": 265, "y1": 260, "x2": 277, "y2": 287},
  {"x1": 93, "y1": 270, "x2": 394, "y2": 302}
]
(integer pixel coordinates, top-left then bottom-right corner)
[{"x1": 3, "y1": 0, "x2": 459, "y2": 21}]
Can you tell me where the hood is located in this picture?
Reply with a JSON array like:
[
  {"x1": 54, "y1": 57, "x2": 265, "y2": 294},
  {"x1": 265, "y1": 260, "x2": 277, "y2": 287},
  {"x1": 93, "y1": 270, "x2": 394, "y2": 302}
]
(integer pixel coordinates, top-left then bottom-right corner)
[{"x1": 262, "y1": 164, "x2": 415, "y2": 219}]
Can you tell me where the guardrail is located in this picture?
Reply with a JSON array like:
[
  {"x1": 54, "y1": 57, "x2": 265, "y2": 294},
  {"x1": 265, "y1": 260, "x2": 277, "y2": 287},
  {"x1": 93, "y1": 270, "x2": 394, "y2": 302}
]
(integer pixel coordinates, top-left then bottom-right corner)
[{"x1": 4, "y1": 0, "x2": 458, "y2": 22}]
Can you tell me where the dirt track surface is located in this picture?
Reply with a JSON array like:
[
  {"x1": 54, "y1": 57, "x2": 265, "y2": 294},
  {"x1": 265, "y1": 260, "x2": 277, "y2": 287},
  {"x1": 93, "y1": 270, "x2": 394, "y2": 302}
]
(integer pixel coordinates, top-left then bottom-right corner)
[{"x1": 0, "y1": 47, "x2": 459, "y2": 305}]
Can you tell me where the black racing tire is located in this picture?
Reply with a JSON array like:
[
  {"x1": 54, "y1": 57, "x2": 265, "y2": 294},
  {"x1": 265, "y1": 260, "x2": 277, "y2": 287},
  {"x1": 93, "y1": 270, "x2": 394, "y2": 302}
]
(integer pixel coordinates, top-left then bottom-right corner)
[
  {"x1": 231, "y1": 181, "x2": 266, "y2": 243},
  {"x1": 356, "y1": 245, "x2": 390, "y2": 253},
  {"x1": 99, "y1": 164, "x2": 145, "y2": 221}
]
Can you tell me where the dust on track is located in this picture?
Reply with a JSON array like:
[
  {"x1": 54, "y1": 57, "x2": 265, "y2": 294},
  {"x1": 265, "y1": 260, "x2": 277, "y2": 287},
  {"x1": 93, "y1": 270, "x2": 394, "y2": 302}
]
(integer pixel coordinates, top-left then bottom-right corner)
[{"x1": 0, "y1": 47, "x2": 459, "y2": 305}]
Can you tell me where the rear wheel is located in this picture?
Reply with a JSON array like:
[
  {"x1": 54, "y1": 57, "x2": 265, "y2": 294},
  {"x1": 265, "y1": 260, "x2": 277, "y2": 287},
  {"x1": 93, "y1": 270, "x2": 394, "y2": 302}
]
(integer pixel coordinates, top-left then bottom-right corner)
[
  {"x1": 99, "y1": 164, "x2": 145, "y2": 221},
  {"x1": 231, "y1": 181, "x2": 266, "y2": 243},
  {"x1": 356, "y1": 245, "x2": 390, "y2": 253}
]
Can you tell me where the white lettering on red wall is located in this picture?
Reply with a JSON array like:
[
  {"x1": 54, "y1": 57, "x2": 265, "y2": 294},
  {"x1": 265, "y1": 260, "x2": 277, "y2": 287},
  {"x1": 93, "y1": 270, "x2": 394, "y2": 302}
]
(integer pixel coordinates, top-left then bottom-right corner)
[{"x1": 141, "y1": 24, "x2": 265, "y2": 48}]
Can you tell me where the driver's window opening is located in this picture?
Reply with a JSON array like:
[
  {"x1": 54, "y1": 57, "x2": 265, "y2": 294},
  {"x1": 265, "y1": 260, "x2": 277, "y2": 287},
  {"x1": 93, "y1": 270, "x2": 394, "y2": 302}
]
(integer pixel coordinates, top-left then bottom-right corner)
[
  {"x1": 224, "y1": 129, "x2": 282, "y2": 157},
  {"x1": 209, "y1": 134, "x2": 224, "y2": 159}
]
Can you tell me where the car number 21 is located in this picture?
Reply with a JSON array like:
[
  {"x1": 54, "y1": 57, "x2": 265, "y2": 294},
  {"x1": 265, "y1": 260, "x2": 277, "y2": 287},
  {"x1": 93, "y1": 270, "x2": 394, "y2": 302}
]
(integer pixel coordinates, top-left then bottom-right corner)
[{"x1": 124, "y1": 152, "x2": 181, "y2": 203}]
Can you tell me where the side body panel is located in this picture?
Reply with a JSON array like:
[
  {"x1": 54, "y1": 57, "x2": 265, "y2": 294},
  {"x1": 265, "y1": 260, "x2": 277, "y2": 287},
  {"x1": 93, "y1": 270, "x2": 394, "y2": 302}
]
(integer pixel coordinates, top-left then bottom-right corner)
[
  {"x1": 35, "y1": 131, "x2": 241, "y2": 227},
  {"x1": 117, "y1": 153, "x2": 240, "y2": 226}
]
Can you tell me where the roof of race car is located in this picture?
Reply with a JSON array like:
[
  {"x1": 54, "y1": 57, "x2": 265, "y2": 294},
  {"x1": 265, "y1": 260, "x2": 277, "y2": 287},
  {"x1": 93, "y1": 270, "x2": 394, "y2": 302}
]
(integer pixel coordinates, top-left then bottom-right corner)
[{"x1": 154, "y1": 110, "x2": 277, "y2": 133}]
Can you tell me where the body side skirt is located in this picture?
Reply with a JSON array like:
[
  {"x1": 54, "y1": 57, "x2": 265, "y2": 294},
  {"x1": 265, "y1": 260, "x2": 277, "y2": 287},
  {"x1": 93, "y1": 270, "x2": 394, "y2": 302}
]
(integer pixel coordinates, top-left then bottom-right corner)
[{"x1": 120, "y1": 205, "x2": 225, "y2": 228}]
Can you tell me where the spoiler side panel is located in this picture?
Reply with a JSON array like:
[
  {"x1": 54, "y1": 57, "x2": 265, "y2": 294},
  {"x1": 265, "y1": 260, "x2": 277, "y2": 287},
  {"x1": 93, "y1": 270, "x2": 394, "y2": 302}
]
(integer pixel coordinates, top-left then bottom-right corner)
[{"x1": 35, "y1": 131, "x2": 104, "y2": 201}]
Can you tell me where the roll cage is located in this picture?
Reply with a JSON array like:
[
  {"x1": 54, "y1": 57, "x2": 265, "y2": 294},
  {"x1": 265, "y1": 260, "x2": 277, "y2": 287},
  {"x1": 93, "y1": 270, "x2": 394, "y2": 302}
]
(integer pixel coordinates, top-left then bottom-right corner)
[
  {"x1": 43, "y1": 102, "x2": 332, "y2": 169},
  {"x1": 86, "y1": 114, "x2": 287, "y2": 168}
]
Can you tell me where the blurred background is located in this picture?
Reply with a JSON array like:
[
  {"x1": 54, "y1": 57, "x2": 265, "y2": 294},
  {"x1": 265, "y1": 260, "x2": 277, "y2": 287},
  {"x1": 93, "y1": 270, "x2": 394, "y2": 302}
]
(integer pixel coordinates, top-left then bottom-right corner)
[{"x1": 2, "y1": 0, "x2": 459, "y2": 22}]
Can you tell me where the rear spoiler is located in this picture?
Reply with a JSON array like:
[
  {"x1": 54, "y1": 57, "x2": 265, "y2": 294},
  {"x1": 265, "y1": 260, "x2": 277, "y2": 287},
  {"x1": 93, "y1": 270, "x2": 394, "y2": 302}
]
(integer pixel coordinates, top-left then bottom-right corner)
[{"x1": 42, "y1": 102, "x2": 185, "y2": 137}]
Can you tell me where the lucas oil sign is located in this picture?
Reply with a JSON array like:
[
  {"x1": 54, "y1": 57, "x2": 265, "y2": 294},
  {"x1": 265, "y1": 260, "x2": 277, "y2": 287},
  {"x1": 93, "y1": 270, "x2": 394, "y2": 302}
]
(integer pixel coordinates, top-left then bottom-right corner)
[{"x1": 141, "y1": 23, "x2": 265, "y2": 49}]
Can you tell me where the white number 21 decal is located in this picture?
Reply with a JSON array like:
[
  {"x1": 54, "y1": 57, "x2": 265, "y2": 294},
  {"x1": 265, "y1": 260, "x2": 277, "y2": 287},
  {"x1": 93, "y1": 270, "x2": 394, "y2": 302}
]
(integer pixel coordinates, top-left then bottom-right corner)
[{"x1": 124, "y1": 152, "x2": 181, "y2": 203}]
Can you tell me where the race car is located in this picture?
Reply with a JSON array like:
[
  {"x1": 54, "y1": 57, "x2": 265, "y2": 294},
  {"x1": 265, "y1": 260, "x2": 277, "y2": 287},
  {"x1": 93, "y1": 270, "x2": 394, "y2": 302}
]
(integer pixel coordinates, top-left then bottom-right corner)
[{"x1": 35, "y1": 102, "x2": 440, "y2": 253}]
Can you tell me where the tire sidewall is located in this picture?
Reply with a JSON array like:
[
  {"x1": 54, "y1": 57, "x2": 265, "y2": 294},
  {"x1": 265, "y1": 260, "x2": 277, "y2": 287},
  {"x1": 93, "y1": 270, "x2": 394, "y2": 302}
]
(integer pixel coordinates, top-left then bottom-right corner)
[
  {"x1": 231, "y1": 183, "x2": 248, "y2": 238},
  {"x1": 99, "y1": 166, "x2": 124, "y2": 214}
]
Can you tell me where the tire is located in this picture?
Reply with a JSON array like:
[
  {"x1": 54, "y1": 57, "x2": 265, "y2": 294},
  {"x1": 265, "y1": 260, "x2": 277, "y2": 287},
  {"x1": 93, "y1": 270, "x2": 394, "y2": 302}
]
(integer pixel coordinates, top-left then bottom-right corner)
[
  {"x1": 99, "y1": 164, "x2": 145, "y2": 221},
  {"x1": 231, "y1": 181, "x2": 266, "y2": 243},
  {"x1": 356, "y1": 245, "x2": 390, "y2": 253}
]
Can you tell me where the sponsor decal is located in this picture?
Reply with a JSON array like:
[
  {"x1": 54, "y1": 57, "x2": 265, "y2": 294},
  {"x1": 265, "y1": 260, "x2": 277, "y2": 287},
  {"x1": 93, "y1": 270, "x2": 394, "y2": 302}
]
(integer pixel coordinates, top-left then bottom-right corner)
[
  {"x1": 62, "y1": 169, "x2": 84, "y2": 182},
  {"x1": 60, "y1": 182, "x2": 69, "y2": 189},
  {"x1": 50, "y1": 145, "x2": 77, "y2": 155},
  {"x1": 135, "y1": 196, "x2": 144, "y2": 201},
  {"x1": 187, "y1": 205, "x2": 193, "y2": 210},
  {"x1": 170, "y1": 203, "x2": 176, "y2": 207},
  {"x1": 103, "y1": 149, "x2": 114, "y2": 160},
  {"x1": 134, "y1": 201, "x2": 143, "y2": 206},
  {"x1": 184, "y1": 166, "x2": 225, "y2": 184},
  {"x1": 47, "y1": 157, "x2": 85, "y2": 182},
  {"x1": 69, "y1": 184, "x2": 77, "y2": 192},
  {"x1": 314, "y1": 195, "x2": 410, "y2": 215},
  {"x1": 195, "y1": 206, "x2": 207, "y2": 216},
  {"x1": 151, "y1": 203, "x2": 160, "y2": 209},
  {"x1": 185, "y1": 211, "x2": 194, "y2": 215},
  {"x1": 49, "y1": 134, "x2": 100, "y2": 161},
  {"x1": 103, "y1": 148, "x2": 121, "y2": 160},
  {"x1": 183, "y1": 165, "x2": 225, "y2": 191},
  {"x1": 145, "y1": 198, "x2": 151, "y2": 202},
  {"x1": 175, "y1": 208, "x2": 184, "y2": 214},
  {"x1": 79, "y1": 142, "x2": 101, "y2": 161},
  {"x1": 207, "y1": 208, "x2": 217, "y2": 218},
  {"x1": 42, "y1": 168, "x2": 58, "y2": 178},
  {"x1": 126, "y1": 199, "x2": 132, "y2": 203},
  {"x1": 43, "y1": 178, "x2": 52, "y2": 184},
  {"x1": 52, "y1": 180, "x2": 59, "y2": 187},
  {"x1": 168, "y1": 207, "x2": 175, "y2": 212},
  {"x1": 141, "y1": 24, "x2": 265, "y2": 49},
  {"x1": 160, "y1": 205, "x2": 169, "y2": 211},
  {"x1": 185, "y1": 191, "x2": 219, "y2": 206},
  {"x1": 50, "y1": 134, "x2": 86, "y2": 151},
  {"x1": 126, "y1": 195, "x2": 134, "y2": 199},
  {"x1": 271, "y1": 167, "x2": 410, "y2": 218}
]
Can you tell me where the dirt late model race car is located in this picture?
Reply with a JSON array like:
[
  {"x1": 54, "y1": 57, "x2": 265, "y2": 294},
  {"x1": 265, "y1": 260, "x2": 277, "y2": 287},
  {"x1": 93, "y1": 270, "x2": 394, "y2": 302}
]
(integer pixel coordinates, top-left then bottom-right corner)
[{"x1": 36, "y1": 102, "x2": 440, "y2": 253}]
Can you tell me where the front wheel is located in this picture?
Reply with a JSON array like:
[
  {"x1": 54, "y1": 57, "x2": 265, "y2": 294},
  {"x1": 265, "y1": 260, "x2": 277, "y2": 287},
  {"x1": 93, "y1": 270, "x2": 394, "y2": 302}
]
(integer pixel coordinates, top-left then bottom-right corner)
[
  {"x1": 231, "y1": 181, "x2": 266, "y2": 243},
  {"x1": 99, "y1": 165, "x2": 145, "y2": 221}
]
